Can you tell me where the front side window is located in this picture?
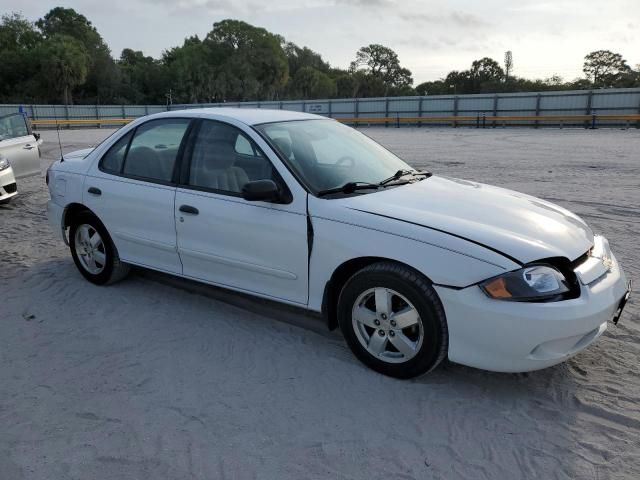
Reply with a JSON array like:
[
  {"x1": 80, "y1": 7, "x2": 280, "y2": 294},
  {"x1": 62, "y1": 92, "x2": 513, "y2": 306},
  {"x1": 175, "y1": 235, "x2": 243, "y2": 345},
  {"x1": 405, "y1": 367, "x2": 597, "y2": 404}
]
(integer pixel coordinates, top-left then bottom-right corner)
[
  {"x1": 256, "y1": 120, "x2": 412, "y2": 193},
  {"x1": 0, "y1": 114, "x2": 29, "y2": 141},
  {"x1": 187, "y1": 120, "x2": 276, "y2": 194},
  {"x1": 122, "y1": 119, "x2": 190, "y2": 182}
]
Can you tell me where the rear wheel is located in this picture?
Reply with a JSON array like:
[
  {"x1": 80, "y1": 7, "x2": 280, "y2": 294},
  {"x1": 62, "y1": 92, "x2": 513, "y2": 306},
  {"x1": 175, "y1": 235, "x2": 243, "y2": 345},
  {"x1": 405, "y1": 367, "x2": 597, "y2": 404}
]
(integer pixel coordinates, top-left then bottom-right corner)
[
  {"x1": 69, "y1": 211, "x2": 130, "y2": 285},
  {"x1": 338, "y1": 262, "x2": 448, "y2": 379}
]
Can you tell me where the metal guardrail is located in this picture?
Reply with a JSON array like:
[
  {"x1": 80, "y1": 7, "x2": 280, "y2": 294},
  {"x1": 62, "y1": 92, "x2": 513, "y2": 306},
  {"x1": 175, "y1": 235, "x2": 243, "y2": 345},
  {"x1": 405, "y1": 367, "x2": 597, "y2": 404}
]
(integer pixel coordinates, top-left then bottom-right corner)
[{"x1": 30, "y1": 114, "x2": 640, "y2": 129}]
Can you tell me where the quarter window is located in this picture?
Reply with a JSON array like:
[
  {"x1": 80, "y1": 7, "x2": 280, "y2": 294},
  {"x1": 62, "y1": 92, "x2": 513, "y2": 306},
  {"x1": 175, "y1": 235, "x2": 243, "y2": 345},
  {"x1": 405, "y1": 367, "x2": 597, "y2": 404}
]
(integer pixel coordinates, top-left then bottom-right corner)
[
  {"x1": 122, "y1": 119, "x2": 190, "y2": 183},
  {"x1": 187, "y1": 120, "x2": 276, "y2": 194},
  {"x1": 100, "y1": 131, "x2": 132, "y2": 174}
]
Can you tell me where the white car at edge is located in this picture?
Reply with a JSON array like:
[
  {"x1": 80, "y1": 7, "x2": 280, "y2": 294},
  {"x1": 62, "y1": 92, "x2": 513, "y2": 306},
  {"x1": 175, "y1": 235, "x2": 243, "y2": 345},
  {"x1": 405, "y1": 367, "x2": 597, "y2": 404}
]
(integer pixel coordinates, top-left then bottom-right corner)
[{"x1": 46, "y1": 108, "x2": 631, "y2": 378}]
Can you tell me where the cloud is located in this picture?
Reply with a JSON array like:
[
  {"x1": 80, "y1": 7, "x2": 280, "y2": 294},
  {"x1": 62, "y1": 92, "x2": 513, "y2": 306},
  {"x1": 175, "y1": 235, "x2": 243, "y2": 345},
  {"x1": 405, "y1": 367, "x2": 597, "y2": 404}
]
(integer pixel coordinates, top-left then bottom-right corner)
[{"x1": 399, "y1": 11, "x2": 489, "y2": 28}]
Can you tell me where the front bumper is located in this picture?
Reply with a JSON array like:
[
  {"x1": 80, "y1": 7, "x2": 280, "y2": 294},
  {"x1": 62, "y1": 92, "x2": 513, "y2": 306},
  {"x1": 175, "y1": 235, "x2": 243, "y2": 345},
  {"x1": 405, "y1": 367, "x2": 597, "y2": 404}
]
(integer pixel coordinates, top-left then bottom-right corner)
[
  {"x1": 435, "y1": 248, "x2": 629, "y2": 373},
  {"x1": 0, "y1": 166, "x2": 17, "y2": 202}
]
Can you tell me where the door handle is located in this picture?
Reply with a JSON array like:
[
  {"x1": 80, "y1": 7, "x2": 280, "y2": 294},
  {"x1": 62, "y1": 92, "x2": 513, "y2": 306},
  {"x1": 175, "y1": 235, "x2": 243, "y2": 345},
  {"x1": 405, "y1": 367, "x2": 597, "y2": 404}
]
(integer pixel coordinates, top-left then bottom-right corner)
[
  {"x1": 87, "y1": 187, "x2": 102, "y2": 196},
  {"x1": 23, "y1": 144, "x2": 35, "y2": 150},
  {"x1": 179, "y1": 205, "x2": 199, "y2": 215}
]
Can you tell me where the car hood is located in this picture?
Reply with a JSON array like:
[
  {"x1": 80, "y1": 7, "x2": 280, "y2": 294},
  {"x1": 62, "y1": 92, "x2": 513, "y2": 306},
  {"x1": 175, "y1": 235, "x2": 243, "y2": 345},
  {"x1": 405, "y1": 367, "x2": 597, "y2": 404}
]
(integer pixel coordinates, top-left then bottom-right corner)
[{"x1": 341, "y1": 176, "x2": 593, "y2": 264}]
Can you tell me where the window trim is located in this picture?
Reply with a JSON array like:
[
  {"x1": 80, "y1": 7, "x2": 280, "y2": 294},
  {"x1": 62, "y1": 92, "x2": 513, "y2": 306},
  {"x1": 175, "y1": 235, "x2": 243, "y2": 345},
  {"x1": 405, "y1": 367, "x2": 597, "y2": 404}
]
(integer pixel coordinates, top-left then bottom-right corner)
[
  {"x1": 179, "y1": 118, "x2": 293, "y2": 204},
  {"x1": 97, "y1": 117, "x2": 195, "y2": 187}
]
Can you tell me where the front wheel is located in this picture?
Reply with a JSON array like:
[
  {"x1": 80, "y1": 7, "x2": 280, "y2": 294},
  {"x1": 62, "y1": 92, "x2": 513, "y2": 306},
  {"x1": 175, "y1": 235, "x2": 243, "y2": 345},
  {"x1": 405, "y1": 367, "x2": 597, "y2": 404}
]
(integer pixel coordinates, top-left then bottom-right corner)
[
  {"x1": 338, "y1": 262, "x2": 448, "y2": 379},
  {"x1": 69, "y1": 211, "x2": 130, "y2": 285}
]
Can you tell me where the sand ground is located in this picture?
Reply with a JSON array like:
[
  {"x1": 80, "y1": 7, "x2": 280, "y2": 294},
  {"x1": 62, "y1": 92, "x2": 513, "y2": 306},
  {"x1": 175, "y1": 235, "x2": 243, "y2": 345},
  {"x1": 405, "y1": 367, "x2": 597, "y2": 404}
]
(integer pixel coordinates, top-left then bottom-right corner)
[{"x1": 1, "y1": 126, "x2": 638, "y2": 479}]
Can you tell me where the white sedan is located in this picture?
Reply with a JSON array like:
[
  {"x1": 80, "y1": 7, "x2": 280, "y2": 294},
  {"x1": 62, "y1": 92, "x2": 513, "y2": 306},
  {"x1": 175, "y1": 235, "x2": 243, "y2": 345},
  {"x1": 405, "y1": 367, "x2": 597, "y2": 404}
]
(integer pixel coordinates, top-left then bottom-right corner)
[
  {"x1": 46, "y1": 109, "x2": 631, "y2": 378},
  {"x1": 0, "y1": 112, "x2": 42, "y2": 202}
]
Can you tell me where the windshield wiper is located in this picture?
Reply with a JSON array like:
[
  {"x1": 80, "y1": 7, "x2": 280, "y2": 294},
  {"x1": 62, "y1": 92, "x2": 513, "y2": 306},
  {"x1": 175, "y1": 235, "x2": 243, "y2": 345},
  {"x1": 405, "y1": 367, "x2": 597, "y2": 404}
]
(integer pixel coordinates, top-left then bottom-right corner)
[
  {"x1": 378, "y1": 169, "x2": 432, "y2": 187},
  {"x1": 316, "y1": 182, "x2": 380, "y2": 197}
]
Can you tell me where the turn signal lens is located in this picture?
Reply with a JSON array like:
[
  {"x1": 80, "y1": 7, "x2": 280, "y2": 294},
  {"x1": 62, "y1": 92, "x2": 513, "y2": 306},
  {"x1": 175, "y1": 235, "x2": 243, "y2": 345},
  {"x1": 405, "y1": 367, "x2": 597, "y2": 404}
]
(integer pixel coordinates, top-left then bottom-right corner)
[{"x1": 482, "y1": 277, "x2": 512, "y2": 299}]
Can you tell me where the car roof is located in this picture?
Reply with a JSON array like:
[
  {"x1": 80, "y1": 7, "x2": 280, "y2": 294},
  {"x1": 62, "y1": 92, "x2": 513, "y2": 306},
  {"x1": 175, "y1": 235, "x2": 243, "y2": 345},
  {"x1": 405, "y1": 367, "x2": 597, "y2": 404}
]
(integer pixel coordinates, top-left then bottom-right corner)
[{"x1": 152, "y1": 107, "x2": 328, "y2": 126}]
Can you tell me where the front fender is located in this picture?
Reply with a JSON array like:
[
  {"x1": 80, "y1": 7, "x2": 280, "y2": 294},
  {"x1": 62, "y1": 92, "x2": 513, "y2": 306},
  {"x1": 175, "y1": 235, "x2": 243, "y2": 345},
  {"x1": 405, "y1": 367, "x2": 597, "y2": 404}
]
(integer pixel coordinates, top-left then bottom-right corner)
[{"x1": 307, "y1": 211, "x2": 520, "y2": 313}]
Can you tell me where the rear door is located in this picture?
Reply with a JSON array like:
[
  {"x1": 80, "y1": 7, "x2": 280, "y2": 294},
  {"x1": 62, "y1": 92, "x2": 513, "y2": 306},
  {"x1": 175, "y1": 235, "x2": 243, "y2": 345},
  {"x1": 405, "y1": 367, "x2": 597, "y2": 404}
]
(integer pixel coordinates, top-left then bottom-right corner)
[
  {"x1": 0, "y1": 113, "x2": 40, "y2": 179},
  {"x1": 84, "y1": 118, "x2": 191, "y2": 274},
  {"x1": 174, "y1": 119, "x2": 309, "y2": 305}
]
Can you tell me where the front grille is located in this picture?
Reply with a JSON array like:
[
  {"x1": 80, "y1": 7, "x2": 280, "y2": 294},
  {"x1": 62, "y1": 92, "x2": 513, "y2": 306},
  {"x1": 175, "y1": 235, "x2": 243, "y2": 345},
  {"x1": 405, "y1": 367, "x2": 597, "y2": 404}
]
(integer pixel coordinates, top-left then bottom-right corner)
[{"x1": 4, "y1": 182, "x2": 17, "y2": 193}]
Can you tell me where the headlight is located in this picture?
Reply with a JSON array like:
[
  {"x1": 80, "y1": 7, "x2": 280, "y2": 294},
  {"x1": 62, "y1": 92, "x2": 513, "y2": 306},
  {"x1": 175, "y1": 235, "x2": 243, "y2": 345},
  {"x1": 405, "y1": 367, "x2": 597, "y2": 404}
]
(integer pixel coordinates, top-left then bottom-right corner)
[
  {"x1": 0, "y1": 156, "x2": 9, "y2": 171},
  {"x1": 480, "y1": 264, "x2": 570, "y2": 301}
]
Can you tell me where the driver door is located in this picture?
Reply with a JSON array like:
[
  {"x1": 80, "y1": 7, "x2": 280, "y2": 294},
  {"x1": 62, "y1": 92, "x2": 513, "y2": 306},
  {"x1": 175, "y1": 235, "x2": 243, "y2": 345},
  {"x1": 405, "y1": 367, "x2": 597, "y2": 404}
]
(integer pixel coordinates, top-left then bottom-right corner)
[
  {"x1": 175, "y1": 119, "x2": 309, "y2": 305},
  {"x1": 0, "y1": 114, "x2": 40, "y2": 179}
]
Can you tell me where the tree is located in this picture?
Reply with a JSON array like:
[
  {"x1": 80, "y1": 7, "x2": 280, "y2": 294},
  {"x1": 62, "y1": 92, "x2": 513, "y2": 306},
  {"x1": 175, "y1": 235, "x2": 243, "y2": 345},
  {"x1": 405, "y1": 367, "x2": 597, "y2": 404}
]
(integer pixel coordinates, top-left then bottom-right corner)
[
  {"x1": 350, "y1": 44, "x2": 413, "y2": 95},
  {"x1": 40, "y1": 34, "x2": 89, "y2": 104},
  {"x1": 583, "y1": 50, "x2": 631, "y2": 87},
  {"x1": 289, "y1": 66, "x2": 336, "y2": 99},
  {"x1": 37, "y1": 7, "x2": 120, "y2": 103},
  {"x1": 284, "y1": 42, "x2": 330, "y2": 76},
  {"x1": 204, "y1": 19, "x2": 289, "y2": 101},
  {"x1": 0, "y1": 13, "x2": 43, "y2": 102}
]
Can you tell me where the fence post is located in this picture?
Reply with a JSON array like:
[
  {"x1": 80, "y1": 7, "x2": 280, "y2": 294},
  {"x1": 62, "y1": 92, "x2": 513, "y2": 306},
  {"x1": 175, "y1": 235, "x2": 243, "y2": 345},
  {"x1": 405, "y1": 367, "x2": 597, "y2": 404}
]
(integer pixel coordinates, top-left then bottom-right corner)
[
  {"x1": 585, "y1": 90, "x2": 593, "y2": 129},
  {"x1": 418, "y1": 96, "x2": 423, "y2": 127},
  {"x1": 145, "y1": 105, "x2": 149, "y2": 116},
  {"x1": 591, "y1": 114, "x2": 597, "y2": 130},
  {"x1": 355, "y1": 98, "x2": 359, "y2": 128},
  {"x1": 96, "y1": 104, "x2": 101, "y2": 128},
  {"x1": 396, "y1": 112, "x2": 400, "y2": 128},
  {"x1": 279, "y1": 101, "x2": 283, "y2": 111},
  {"x1": 328, "y1": 99, "x2": 333, "y2": 119},
  {"x1": 492, "y1": 95, "x2": 498, "y2": 128},
  {"x1": 64, "y1": 104, "x2": 70, "y2": 129},
  {"x1": 534, "y1": 93, "x2": 541, "y2": 129},
  {"x1": 476, "y1": 112, "x2": 480, "y2": 129},
  {"x1": 302, "y1": 100, "x2": 306, "y2": 113},
  {"x1": 31, "y1": 105, "x2": 37, "y2": 121},
  {"x1": 453, "y1": 96, "x2": 459, "y2": 128},
  {"x1": 384, "y1": 98, "x2": 389, "y2": 128},
  {"x1": 482, "y1": 113, "x2": 486, "y2": 129}
]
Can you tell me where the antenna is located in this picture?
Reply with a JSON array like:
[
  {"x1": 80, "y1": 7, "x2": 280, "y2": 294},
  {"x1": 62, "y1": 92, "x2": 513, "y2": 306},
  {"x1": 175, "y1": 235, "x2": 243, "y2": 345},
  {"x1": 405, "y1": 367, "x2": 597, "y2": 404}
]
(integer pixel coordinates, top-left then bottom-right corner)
[{"x1": 55, "y1": 117, "x2": 64, "y2": 162}]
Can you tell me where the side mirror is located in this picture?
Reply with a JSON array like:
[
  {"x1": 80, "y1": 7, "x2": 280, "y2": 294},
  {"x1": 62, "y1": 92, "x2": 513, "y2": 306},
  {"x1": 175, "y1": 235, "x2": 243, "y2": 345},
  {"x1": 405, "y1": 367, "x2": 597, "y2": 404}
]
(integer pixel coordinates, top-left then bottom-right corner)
[
  {"x1": 34, "y1": 133, "x2": 41, "y2": 141},
  {"x1": 242, "y1": 179, "x2": 281, "y2": 202}
]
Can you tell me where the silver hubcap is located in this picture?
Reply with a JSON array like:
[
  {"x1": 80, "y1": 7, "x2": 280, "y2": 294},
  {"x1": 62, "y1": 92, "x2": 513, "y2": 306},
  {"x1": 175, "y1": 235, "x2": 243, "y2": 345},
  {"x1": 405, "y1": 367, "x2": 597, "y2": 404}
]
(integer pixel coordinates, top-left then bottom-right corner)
[
  {"x1": 74, "y1": 224, "x2": 106, "y2": 275},
  {"x1": 352, "y1": 287, "x2": 424, "y2": 364}
]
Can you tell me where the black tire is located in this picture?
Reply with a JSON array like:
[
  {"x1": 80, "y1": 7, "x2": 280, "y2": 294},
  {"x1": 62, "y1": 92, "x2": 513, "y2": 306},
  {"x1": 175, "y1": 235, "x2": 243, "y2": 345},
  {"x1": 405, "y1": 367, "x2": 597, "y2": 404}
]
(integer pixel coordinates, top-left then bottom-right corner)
[
  {"x1": 69, "y1": 211, "x2": 130, "y2": 285},
  {"x1": 338, "y1": 261, "x2": 448, "y2": 379}
]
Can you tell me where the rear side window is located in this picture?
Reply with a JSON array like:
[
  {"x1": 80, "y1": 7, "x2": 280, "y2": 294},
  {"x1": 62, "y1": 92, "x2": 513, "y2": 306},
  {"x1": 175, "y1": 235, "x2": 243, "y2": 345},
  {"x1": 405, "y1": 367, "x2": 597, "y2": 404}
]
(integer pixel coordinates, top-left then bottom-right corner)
[
  {"x1": 100, "y1": 131, "x2": 132, "y2": 174},
  {"x1": 122, "y1": 119, "x2": 190, "y2": 183}
]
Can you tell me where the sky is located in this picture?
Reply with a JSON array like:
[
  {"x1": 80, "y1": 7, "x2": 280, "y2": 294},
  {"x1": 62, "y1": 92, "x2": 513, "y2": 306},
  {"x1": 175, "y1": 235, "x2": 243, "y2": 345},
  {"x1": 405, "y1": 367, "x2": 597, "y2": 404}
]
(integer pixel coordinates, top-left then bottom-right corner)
[{"x1": 2, "y1": 0, "x2": 639, "y2": 84}]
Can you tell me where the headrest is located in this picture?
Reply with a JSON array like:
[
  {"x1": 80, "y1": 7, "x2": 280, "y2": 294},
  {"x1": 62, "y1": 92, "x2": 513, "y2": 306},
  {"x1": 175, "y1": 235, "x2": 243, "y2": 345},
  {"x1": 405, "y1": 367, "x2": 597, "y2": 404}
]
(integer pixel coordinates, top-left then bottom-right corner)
[
  {"x1": 272, "y1": 136, "x2": 293, "y2": 159},
  {"x1": 195, "y1": 139, "x2": 237, "y2": 169}
]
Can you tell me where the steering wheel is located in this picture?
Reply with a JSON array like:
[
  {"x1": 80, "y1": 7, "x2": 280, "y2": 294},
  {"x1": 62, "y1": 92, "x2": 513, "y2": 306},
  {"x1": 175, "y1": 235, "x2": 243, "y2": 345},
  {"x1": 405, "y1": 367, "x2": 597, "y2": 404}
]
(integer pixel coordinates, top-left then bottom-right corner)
[{"x1": 335, "y1": 156, "x2": 356, "y2": 170}]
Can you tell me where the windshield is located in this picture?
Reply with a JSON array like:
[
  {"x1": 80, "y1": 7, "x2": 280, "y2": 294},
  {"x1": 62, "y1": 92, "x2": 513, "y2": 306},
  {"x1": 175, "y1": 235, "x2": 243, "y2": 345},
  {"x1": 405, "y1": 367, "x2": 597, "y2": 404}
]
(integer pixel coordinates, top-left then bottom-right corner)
[{"x1": 256, "y1": 119, "x2": 413, "y2": 194}]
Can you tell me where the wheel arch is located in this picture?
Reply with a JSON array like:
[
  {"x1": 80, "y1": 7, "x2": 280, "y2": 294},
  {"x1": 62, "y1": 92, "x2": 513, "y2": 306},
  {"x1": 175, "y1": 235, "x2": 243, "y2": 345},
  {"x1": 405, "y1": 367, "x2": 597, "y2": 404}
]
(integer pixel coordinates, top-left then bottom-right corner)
[{"x1": 322, "y1": 256, "x2": 434, "y2": 331}]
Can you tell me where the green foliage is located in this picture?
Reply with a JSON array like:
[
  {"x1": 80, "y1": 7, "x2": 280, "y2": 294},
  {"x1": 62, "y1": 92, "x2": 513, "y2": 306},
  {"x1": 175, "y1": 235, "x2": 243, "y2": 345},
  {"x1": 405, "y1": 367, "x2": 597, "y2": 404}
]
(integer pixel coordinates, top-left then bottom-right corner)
[
  {"x1": 350, "y1": 44, "x2": 413, "y2": 95},
  {"x1": 583, "y1": 50, "x2": 632, "y2": 87},
  {"x1": 0, "y1": 8, "x2": 638, "y2": 105},
  {"x1": 39, "y1": 34, "x2": 89, "y2": 104}
]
